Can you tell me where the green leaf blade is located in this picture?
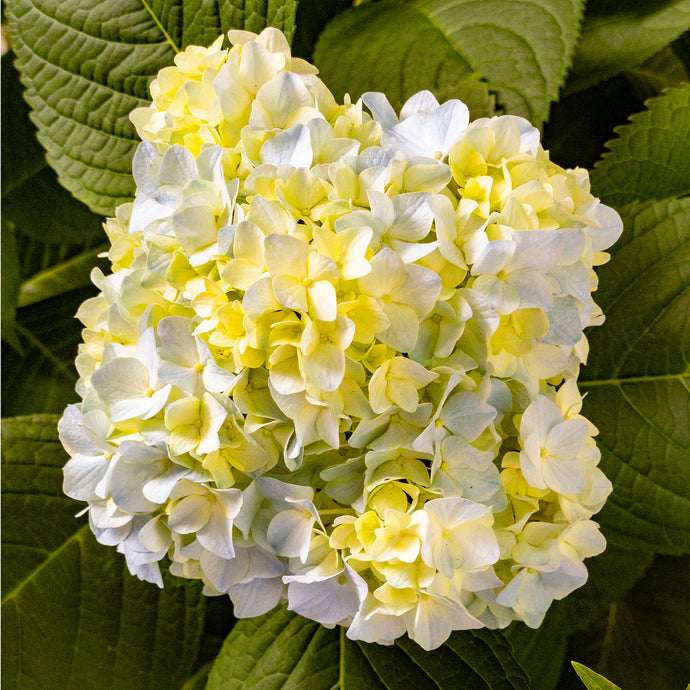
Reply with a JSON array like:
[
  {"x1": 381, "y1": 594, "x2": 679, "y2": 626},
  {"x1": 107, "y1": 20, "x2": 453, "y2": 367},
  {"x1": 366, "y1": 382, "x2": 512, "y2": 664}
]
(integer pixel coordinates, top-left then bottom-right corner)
[
  {"x1": 584, "y1": 197, "x2": 689, "y2": 380},
  {"x1": 182, "y1": 0, "x2": 222, "y2": 48},
  {"x1": 1, "y1": 415, "x2": 207, "y2": 690},
  {"x1": 413, "y1": 0, "x2": 584, "y2": 123},
  {"x1": 17, "y1": 246, "x2": 108, "y2": 308},
  {"x1": 1, "y1": 415, "x2": 78, "y2": 597},
  {"x1": 313, "y1": 0, "x2": 583, "y2": 124},
  {"x1": 7, "y1": 0, "x2": 301, "y2": 216},
  {"x1": 206, "y1": 606, "x2": 339, "y2": 689},
  {"x1": 313, "y1": 0, "x2": 494, "y2": 119},
  {"x1": 206, "y1": 606, "x2": 529, "y2": 690},
  {"x1": 6, "y1": 0, "x2": 177, "y2": 215},
  {"x1": 1, "y1": 288, "x2": 94, "y2": 416},
  {"x1": 581, "y1": 196, "x2": 690, "y2": 553},
  {"x1": 571, "y1": 662, "x2": 621, "y2": 690},
  {"x1": 220, "y1": 0, "x2": 298, "y2": 43},
  {"x1": 566, "y1": 0, "x2": 690, "y2": 94},
  {"x1": 590, "y1": 85, "x2": 690, "y2": 206}
]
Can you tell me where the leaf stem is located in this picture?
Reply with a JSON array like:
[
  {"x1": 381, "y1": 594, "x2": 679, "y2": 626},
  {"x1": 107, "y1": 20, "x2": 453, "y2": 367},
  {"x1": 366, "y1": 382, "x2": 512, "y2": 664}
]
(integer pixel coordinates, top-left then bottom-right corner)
[{"x1": 579, "y1": 373, "x2": 689, "y2": 388}]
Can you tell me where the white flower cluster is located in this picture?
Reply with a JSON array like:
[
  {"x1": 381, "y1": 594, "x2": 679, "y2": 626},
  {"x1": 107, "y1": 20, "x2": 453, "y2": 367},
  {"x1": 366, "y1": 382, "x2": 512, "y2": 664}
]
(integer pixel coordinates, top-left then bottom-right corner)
[{"x1": 59, "y1": 28, "x2": 621, "y2": 650}]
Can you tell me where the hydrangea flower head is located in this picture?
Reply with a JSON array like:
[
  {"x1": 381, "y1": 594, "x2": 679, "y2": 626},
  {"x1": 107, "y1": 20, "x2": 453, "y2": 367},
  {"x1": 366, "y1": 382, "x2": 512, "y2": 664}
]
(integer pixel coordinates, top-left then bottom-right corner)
[{"x1": 59, "y1": 28, "x2": 621, "y2": 650}]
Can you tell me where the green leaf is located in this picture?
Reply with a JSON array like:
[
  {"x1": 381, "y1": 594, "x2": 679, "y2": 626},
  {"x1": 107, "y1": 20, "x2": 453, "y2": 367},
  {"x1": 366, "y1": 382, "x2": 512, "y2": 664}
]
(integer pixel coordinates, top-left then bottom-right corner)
[
  {"x1": 6, "y1": 0, "x2": 298, "y2": 217},
  {"x1": 313, "y1": 0, "x2": 584, "y2": 125},
  {"x1": 1, "y1": 414, "x2": 207, "y2": 690},
  {"x1": 291, "y1": 0, "x2": 353, "y2": 60},
  {"x1": 181, "y1": 663, "x2": 213, "y2": 690},
  {"x1": 624, "y1": 44, "x2": 690, "y2": 102},
  {"x1": 590, "y1": 85, "x2": 690, "y2": 207},
  {"x1": 503, "y1": 543, "x2": 654, "y2": 690},
  {"x1": 1, "y1": 288, "x2": 92, "y2": 416},
  {"x1": 17, "y1": 245, "x2": 108, "y2": 308},
  {"x1": 503, "y1": 606, "x2": 569, "y2": 690},
  {"x1": 565, "y1": 0, "x2": 690, "y2": 94},
  {"x1": 6, "y1": 0, "x2": 170, "y2": 215},
  {"x1": 312, "y1": 0, "x2": 495, "y2": 120},
  {"x1": 1, "y1": 415, "x2": 83, "y2": 596},
  {"x1": 558, "y1": 545, "x2": 654, "y2": 633},
  {"x1": 571, "y1": 556, "x2": 690, "y2": 690},
  {"x1": 571, "y1": 662, "x2": 621, "y2": 690},
  {"x1": 1, "y1": 221, "x2": 22, "y2": 351},
  {"x1": 597, "y1": 555, "x2": 690, "y2": 689},
  {"x1": 206, "y1": 605, "x2": 529, "y2": 689},
  {"x1": 580, "y1": 196, "x2": 690, "y2": 554},
  {"x1": 220, "y1": 0, "x2": 298, "y2": 44}
]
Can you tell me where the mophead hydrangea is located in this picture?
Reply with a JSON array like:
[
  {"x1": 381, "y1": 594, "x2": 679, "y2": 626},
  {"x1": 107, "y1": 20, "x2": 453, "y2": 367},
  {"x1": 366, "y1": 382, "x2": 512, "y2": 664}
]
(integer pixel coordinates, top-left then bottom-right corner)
[{"x1": 59, "y1": 28, "x2": 621, "y2": 651}]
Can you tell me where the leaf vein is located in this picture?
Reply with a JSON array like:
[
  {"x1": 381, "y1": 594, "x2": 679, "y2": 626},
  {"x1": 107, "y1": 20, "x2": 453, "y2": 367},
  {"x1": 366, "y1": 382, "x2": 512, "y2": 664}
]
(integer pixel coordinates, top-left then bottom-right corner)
[
  {"x1": 617, "y1": 383, "x2": 689, "y2": 455},
  {"x1": 17, "y1": 1, "x2": 173, "y2": 48},
  {"x1": 1, "y1": 524, "x2": 89, "y2": 606},
  {"x1": 355, "y1": 643, "x2": 393, "y2": 690},
  {"x1": 600, "y1": 439, "x2": 690, "y2": 510},
  {"x1": 140, "y1": 0, "x2": 181, "y2": 52},
  {"x1": 17, "y1": 42, "x2": 156, "y2": 111},
  {"x1": 13, "y1": 321, "x2": 76, "y2": 383}
]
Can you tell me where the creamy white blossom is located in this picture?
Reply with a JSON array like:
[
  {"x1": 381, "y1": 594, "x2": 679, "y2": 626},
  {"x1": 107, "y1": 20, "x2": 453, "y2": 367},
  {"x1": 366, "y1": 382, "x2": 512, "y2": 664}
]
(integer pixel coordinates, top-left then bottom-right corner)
[{"x1": 59, "y1": 28, "x2": 620, "y2": 650}]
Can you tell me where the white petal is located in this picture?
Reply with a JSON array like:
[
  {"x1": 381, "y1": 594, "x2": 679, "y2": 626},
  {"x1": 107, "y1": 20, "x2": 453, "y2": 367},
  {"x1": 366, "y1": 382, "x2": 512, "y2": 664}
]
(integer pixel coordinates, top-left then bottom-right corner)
[
  {"x1": 157, "y1": 316, "x2": 198, "y2": 367},
  {"x1": 261, "y1": 124, "x2": 313, "y2": 168},
  {"x1": 286, "y1": 566, "x2": 367, "y2": 626},
  {"x1": 63, "y1": 454, "x2": 109, "y2": 501},
  {"x1": 91, "y1": 358, "x2": 150, "y2": 406},
  {"x1": 229, "y1": 577, "x2": 285, "y2": 618},
  {"x1": 197, "y1": 502, "x2": 236, "y2": 558},
  {"x1": 168, "y1": 494, "x2": 211, "y2": 534},
  {"x1": 361, "y1": 91, "x2": 399, "y2": 128},
  {"x1": 546, "y1": 418, "x2": 589, "y2": 459},
  {"x1": 543, "y1": 457, "x2": 587, "y2": 495},
  {"x1": 142, "y1": 466, "x2": 189, "y2": 504},
  {"x1": 266, "y1": 509, "x2": 315, "y2": 561}
]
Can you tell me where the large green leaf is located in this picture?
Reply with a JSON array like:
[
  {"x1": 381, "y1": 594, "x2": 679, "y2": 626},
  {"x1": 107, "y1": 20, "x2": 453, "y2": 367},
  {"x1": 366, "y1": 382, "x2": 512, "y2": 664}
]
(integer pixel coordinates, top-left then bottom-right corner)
[
  {"x1": 313, "y1": 0, "x2": 584, "y2": 124},
  {"x1": 579, "y1": 196, "x2": 690, "y2": 554},
  {"x1": 1, "y1": 51, "x2": 105, "y2": 348},
  {"x1": 624, "y1": 43, "x2": 690, "y2": 103},
  {"x1": 503, "y1": 606, "x2": 569, "y2": 690},
  {"x1": 571, "y1": 662, "x2": 621, "y2": 690},
  {"x1": 502, "y1": 543, "x2": 653, "y2": 690},
  {"x1": 206, "y1": 605, "x2": 529, "y2": 689},
  {"x1": 2, "y1": 56, "x2": 104, "y2": 247},
  {"x1": 6, "y1": 0, "x2": 297, "y2": 217},
  {"x1": 565, "y1": 0, "x2": 690, "y2": 94},
  {"x1": 1, "y1": 415, "x2": 208, "y2": 690},
  {"x1": 312, "y1": 0, "x2": 495, "y2": 120},
  {"x1": 291, "y1": 0, "x2": 353, "y2": 60},
  {"x1": 1, "y1": 288, "x2": 94, "y2": 416},
  {"x1": 590, "y1": 85, "x2": 690, "y2": 207},
  {"x1": 220, "y1": 0, "x2": 297, "y2": 43},
  {"x1": 569, "y1": 555, "x2": 690, "y2": 690},
  {"x1": 1, "y1": 415, "x2": 84, "y2": 595}
]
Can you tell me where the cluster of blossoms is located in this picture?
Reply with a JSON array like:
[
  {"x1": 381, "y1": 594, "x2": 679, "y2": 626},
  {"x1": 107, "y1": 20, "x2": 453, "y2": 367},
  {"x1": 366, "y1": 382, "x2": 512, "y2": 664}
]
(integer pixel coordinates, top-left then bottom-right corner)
[{"x1": 59, "y1": 28, "x2": 621, "y2": 650}]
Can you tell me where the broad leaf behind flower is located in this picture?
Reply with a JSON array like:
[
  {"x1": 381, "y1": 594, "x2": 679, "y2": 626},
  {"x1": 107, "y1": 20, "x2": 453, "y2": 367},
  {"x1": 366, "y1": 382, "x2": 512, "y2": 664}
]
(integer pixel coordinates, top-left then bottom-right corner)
[{"x1": 206, "y1": 605, "x2": 529, "y2": 689}]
